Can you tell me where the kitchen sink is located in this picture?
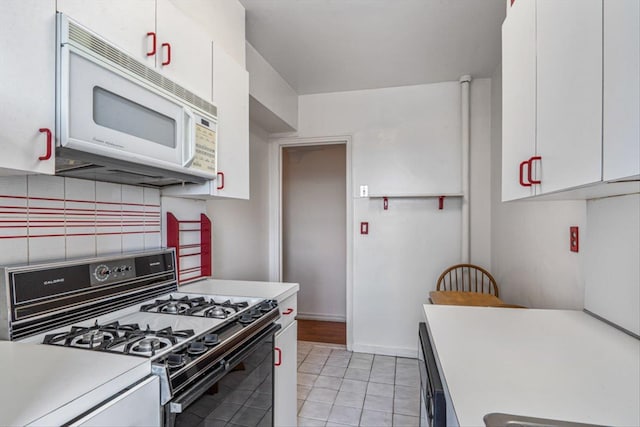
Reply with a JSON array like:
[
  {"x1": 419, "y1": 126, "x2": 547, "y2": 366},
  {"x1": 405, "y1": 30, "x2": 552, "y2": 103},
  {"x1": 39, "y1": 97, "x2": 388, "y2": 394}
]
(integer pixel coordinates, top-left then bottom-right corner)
[{"x1": 484, "y1": 413, "x2": 608, "y2": 427}]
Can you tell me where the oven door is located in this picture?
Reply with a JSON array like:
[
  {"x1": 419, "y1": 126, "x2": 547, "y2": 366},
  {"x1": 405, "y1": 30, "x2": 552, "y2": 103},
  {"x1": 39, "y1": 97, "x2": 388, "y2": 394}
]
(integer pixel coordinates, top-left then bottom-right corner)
[
  {"x1": 418, "y1": 322, "x2": 446, "y2": 427},
  {"x1": 165, "y1": 323, "x2": 281, "y2": 427}
]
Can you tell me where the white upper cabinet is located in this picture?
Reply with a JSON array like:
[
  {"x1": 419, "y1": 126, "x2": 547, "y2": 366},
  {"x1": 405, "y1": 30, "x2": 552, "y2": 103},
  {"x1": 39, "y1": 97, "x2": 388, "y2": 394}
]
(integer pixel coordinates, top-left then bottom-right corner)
[
  {"x1": 211, "y1": 44, "x2": 250, "y2": 199},
  {"x1": 162, "y1": 44, "x2": 250, "y2": 200},
  {"x1": 0, "y1": 0, "x2": 56, "y2": 176},
  {"x1": 56, "y1": 0, "x2": 156, "y2": 68},
  {"x1": 501, "y1": 0, "x2": 639, "y2": 200},
  {"x1": 57, "y1": 0, "x2": 212, "y2": 101},
  {"x1": 155, "y1": 0, "x2": 212, "y2": 99},
  {"x1": 602, "y1": 0, "x2": 640, "y2": 182},
  {"x1": 535, "y1": 0, "x2": 602, "y2": 194},
  {"x1": 501, "y1": 0, "x2": 536, "y2": 201}
]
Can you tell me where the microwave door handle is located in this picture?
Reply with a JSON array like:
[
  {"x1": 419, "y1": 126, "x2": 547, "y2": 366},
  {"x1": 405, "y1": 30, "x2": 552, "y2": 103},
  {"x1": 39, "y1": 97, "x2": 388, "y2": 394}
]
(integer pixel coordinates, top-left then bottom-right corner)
[{"x1": 183, "y1": 108, "x2": 196, "y2": 168}]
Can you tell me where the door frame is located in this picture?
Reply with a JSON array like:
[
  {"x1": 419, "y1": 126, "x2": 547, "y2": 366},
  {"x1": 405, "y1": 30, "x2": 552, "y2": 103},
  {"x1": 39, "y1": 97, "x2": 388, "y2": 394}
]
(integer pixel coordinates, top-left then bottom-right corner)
[{"x1": 268, "y1": 135, "x2": 353, "y2": 349}]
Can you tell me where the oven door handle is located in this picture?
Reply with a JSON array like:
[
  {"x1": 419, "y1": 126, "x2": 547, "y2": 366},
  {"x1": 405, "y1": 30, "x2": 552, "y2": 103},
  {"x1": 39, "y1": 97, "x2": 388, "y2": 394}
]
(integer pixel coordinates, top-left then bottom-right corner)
[
  {"x1": 168, "y1": 362, "x2": 226, "y2": 414},
  {"x1": 224, "y1": 322, "x2": 282, "y2": 369}
]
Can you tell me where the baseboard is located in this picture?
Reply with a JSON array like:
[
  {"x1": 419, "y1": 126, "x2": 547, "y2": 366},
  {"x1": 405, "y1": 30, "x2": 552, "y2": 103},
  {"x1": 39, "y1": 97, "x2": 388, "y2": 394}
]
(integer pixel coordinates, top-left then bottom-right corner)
[
  {"x1": 351, "y1": 343, "x2": 418, "y2": 359},
  {"x1": 296, "y1": 312, "x2": 346, "y2": 323}
]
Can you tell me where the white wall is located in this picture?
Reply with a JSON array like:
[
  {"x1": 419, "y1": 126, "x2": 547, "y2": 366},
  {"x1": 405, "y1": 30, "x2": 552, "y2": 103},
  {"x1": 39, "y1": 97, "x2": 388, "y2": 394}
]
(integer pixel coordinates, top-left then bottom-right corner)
[
  {"x1": 282, "y1": 144, "x2": 346, "y2": 321},
  {"x1": 490, "y1": 64, "x2": 587, "y2": 309},
  {"x1": 294, "y1": 80, "x2": 492, "y2": 356},
  {"x1": 205, "y1": 123, "x2": 271, "y2": 280},
  {"x1": 584, "y1": 194, "x2": 640, "y2": 335},
  {"x1": 246, "y1": 43, "x2": 298, "y2": 131}
]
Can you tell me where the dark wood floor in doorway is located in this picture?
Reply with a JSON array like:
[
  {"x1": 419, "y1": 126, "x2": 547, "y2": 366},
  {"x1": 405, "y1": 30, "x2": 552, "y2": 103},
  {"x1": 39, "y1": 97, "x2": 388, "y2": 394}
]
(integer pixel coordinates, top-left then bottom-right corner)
[{"x1": 297, "y1": 320, "x2": 346, "y2": 345}]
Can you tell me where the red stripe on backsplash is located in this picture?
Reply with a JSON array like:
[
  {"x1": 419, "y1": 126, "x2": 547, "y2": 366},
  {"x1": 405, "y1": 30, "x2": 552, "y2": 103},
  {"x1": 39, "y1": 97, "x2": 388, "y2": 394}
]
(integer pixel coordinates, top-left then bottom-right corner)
[
  {"x1": 0, "y1": 192, "x2": 161, "y2": 242},
  {"x1": 0, "y1": 231, "x2": 161, "y2": 239},
  {"x1": 0, "y1": 194, "x2": 160, "y2": 207}
]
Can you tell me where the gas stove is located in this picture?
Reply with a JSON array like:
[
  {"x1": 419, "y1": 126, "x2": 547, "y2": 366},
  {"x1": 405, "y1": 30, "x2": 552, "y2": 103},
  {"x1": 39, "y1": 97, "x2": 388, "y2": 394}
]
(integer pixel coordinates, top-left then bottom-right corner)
[{"x1": 0, "y1": 249, "x2": 281, "y2": 425}]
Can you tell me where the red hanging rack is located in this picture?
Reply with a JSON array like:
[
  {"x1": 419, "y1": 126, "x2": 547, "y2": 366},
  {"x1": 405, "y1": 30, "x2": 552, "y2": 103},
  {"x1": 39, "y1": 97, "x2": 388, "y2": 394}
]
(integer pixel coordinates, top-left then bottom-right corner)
[{"x1": 167, "y1": 212, "x2": 212, "y2": 284}]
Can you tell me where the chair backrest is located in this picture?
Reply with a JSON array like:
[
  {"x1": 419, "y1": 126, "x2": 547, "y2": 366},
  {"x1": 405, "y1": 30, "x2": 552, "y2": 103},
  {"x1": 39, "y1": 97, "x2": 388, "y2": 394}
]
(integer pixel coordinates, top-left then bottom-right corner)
[{"x1": 436, "y1": 264, "x2": 499, "y2": 297}]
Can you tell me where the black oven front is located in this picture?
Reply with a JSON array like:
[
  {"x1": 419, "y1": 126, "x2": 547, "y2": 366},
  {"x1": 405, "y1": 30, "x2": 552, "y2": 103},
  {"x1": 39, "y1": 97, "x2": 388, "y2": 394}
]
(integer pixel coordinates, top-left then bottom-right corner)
[
  {"x1": 165, "y1": 322, "x2": 281, "y2": 427},
  {"x1": 418, "y1": 322, "x2": 446, "y2": 427}
]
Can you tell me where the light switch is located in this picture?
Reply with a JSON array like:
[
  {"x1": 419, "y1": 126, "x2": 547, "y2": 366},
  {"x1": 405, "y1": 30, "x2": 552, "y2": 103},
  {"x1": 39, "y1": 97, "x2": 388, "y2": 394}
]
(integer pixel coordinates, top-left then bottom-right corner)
[
  {"x1": 360, "y1": 222, "x2": 369, "y2": 235},
  {"x1": 359, "y1": 185, "x2": 368, "y2": 198}
]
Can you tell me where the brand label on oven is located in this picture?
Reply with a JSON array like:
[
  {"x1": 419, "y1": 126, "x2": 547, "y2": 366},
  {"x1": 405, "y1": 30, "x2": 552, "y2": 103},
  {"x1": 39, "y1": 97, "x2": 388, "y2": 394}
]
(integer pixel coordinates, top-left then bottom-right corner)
[{"x1": 43, "y1": 278, "x2": 65, "y2": 286}]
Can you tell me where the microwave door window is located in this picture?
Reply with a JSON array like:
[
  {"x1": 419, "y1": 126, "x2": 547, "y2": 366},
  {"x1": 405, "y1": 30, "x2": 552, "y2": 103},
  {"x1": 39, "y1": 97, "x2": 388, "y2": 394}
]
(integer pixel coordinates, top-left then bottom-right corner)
[
  {"x1": 93, "y1": 87, "x2": 176, "y2": 148},
  {"x1": 64, "y1": 50, "x2": 183, "y2": 166}
]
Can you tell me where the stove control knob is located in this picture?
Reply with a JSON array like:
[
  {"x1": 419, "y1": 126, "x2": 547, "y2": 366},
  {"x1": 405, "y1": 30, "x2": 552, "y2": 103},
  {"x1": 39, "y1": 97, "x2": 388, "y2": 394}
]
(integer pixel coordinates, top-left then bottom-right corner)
[{"x1": 94, "y1": 264, "x2": 111, "y2": 282}]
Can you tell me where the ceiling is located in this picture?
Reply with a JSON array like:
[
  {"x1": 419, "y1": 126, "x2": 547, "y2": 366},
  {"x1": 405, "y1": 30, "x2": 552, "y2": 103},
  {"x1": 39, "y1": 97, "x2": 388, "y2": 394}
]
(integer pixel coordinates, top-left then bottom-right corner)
[{"x1": 240, "y1": 0, "x2": 506, "y2": 95}]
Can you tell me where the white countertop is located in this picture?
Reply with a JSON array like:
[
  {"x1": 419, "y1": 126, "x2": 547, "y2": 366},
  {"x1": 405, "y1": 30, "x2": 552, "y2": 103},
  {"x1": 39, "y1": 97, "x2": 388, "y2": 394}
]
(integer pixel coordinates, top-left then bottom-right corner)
[
  {"x1": 422, "y1": 305, "x2": 640, "y2": 426},
  {"x1": 0, "y1": 341, "x2": 151, "y2": 426},
  {"x1": 179, "y1": 278, "x2": 299, "y2": 302}
]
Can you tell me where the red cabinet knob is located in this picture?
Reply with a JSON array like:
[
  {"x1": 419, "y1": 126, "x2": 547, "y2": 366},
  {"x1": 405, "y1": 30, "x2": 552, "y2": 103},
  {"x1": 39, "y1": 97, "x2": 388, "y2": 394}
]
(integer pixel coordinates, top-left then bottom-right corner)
[
  {"x1": 146, "y1": 32, "x2": 156, "y2": 56},
  {"x1": 274, "y1": 347, "x2": 282, "y2": 366},
  {"x1": 161, "y1": 42, "x2": 171, "y2": 65},
  {"x1": 38, "y1": 128, "x2": 52, "y2": 161}
]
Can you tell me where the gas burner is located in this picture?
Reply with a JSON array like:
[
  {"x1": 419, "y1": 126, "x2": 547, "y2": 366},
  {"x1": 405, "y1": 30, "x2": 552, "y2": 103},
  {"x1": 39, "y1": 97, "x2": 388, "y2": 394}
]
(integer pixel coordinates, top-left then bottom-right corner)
[
  {"x1": 122, "y1": 326, "x2": 195, "y2": 356},
  {"x1": 140, "y1": 295, "x2": 203, "y2": 314},
  {"x1": 203, "y1": 305, "x2": 233, "y2": 319},
  {"x1": 161, "y1": 301, "x2": 189, "y2": 314},
  {"x1": 77, "y1": 330, "x2": 106, "y2": 345},
  {"x1": 135, "y1": 338, "x2": 162, "y2": 352},
  {"x1": 43, "y1": 320, "x2": 141, "y2": 350}
]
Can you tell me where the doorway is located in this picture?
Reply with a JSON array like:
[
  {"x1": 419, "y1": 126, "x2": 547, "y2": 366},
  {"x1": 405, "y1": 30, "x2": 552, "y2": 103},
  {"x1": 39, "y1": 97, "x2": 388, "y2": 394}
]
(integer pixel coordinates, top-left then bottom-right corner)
[{"x1": 281, "y1": 142, "x2": 347, "y2": 344}]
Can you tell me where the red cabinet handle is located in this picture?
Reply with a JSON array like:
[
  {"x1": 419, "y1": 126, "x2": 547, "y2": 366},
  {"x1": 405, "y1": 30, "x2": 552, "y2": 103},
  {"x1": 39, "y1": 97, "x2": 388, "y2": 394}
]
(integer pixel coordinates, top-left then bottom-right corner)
[
  {"x1": 519, "y1": 160, "x2": 532, "y2": 187},
  {"x1": 274, "y1": 347, "x2": 282, "y2": 366},
  {"x1": 216, "y1": 172, "x2": 225, "y2": 190},
  {"x1": 283, "y1": 308, "x2": 294, "y2": 315},
  {"x1": 38, "y1": 128, "x2": 52, "y2": 161},
  {"x1": 146, "y1": 32, "x2": 156, "y2": 56},
  {"x1": 161, "y1": 42, "x2": 171, "y2": 65},
  {"x1": 528, "y1": 156, "x2": 542, "y2": 184}
]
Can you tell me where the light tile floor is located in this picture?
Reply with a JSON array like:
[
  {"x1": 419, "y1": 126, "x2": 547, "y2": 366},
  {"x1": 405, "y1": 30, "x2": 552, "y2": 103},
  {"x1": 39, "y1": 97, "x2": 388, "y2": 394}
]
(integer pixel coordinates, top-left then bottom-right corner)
[{"x1": 297, "y1": 341, "x2": 421, "y2": 427}]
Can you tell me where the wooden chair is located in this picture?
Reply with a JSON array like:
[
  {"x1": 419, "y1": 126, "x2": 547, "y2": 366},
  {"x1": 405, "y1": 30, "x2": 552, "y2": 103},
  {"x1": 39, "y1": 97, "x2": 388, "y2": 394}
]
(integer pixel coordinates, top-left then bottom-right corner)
[{"x1": 436, "y1": 264, "x2": 499, "y2": 297}]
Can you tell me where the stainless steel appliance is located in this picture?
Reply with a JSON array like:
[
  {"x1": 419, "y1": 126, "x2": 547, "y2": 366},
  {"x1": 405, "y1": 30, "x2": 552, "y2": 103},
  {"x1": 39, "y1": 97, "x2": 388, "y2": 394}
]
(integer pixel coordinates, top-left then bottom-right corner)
[
  {"x1": 0, "y1": 249, "x2": 281, "y2": 426},
  {"x1": 418, "y1": 322, "x2": 446, "y2": 427},
  {"x1": 56, "y1": 14, "x2": 218, "y2": 187}
]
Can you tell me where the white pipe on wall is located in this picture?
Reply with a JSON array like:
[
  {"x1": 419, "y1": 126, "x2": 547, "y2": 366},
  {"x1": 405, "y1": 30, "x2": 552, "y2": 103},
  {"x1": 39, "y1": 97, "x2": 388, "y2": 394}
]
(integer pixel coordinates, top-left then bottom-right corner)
[{"x1": 460, "y1": 75, "x2": 472, "y2": 263}]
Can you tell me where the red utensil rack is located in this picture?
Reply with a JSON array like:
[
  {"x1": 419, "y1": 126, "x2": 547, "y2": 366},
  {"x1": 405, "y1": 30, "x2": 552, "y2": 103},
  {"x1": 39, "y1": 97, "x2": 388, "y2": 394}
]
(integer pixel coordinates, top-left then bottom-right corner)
[{"x1": 166, "y1": 212, "x2": 212, "y2": 284}]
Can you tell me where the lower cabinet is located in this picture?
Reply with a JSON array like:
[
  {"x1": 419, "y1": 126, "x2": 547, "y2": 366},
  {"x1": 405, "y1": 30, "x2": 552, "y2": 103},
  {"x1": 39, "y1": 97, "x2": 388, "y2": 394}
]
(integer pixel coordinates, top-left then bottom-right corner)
[
  {"x1": 69, "y1": 376, "x2": 160, "y2": 426},
  {"x1": 274, "y1": 320, "x2": 297, "y2": 427}
]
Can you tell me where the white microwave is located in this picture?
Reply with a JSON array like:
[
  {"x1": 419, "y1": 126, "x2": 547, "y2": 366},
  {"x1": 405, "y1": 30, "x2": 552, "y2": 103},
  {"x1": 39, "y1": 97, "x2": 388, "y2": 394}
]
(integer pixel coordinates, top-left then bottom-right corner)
[{"x1": 55, "y1": 14, "x2": 218, "y2": 187}]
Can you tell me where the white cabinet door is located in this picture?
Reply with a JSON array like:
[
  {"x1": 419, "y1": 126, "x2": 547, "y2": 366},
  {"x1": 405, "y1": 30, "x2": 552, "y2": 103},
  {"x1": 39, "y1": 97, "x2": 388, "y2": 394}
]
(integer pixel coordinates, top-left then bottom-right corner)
[
  {"x1": 274, "y1": 320, "x2": 297, "y2": 427},
  {"x1": 501, "y1": 0, "x2": 537, "y2": 201},
  {"x1": 156, "y1": 0, "x2": 212, "y2": 100},
  {"x1": 56, "y1": 0, "x2": 156, "y2": 68},
  {"x1": 602, "y1": 0, "x2": 640, "y2": 181},
  {"x1": 212, "y1": 44, "x2": 250, "y2": 199},
  {"x1": 536, "y1": 0, "x2": 603, "y2": 194},
  {"x1": 0, "y1": 0, "x2": 55, "y2": 175},
  {"x1": 161, "y1": 45, "x2": 250, "y2": 200},
  {"x1": 71, "y1": 376, "x2": 160, "y2": 427}
]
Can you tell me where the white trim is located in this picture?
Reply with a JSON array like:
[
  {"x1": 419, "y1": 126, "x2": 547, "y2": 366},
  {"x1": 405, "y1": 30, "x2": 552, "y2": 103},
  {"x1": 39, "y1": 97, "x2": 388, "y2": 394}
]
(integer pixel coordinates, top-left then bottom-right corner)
[
  {"x1": 351, "y1": 343, "x2": 418, "y2": 359},
  {"x1": 268, "y1": 135, "x2": 354, "y2": 351},
  {"x1": 296, "y1": 313, "x2": 347, "y2": 323}
]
